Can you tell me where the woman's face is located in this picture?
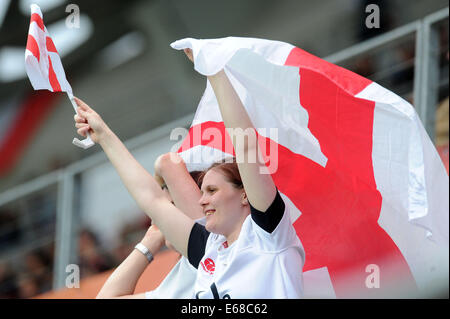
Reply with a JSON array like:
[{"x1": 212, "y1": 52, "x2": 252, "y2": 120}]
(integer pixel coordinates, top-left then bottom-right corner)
[{"x1": 198, "y1": 169, "x2": 248, "y2": 237}]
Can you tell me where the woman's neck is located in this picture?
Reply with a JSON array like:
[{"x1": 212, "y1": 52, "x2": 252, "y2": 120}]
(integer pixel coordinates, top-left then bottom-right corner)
[{"x1": 224, "y1": 212, "x2": 249, "y2": 246}]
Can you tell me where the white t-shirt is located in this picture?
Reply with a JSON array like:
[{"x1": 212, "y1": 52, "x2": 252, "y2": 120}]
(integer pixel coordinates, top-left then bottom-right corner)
[
  {"x1": 187, "y1": 191, "x2": 305, "y2": 299},
  {"x1": 145, "y1": 217, "x2": 206, "y2": 299},
  {"x1": 145, "y1": 256, "x2": 197, "y2": 299}
]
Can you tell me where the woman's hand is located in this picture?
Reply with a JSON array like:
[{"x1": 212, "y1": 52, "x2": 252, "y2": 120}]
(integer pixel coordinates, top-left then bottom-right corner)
[
  {"x1": 73, "y1": 97, "x2": 110, "y2": 143},
  {"x1": 154, "y1": 152, "x2": 181, "y2": 176},
  {"x1": 97, "y1": 224, "x2": 165, "y2": 299},
  {"x1": 183, "y1": 48, "x2": 194, "y2": 63},
  {"x1": 140, "y1": 225, "x2": 166, "y2": 256}
]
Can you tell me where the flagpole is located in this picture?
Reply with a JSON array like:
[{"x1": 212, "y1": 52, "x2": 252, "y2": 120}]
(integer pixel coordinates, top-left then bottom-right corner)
[{"x1": 67, "y1": 92, "x2": 95, "y2": 149}]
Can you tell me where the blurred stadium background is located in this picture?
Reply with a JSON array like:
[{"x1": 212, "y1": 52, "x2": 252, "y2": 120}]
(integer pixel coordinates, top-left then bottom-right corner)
[{"x1": 0, "y1": 0, "x2": 448, "y2": 298}]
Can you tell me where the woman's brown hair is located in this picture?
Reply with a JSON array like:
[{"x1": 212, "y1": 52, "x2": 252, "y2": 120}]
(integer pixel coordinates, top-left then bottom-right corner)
[{"x1": 197, "y1": 158, "x2": 243, "y2": 189}]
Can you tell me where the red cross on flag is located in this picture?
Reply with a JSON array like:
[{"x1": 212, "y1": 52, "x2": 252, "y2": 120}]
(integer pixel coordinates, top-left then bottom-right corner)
[
  {"x1": 171, "y1": 37, "x2": 449, "y2": 298},
  {"x1": 24, "y1": 4, "x2": 94, "y2": 149},
  {"x1": 25, "y1": 4, "x2": 71, "y2": 93}
]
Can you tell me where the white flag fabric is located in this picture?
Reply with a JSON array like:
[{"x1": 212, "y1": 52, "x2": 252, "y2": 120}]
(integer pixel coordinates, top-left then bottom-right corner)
[
  {"x1": 25, "y1": 4, "x2": 72, "y2": 94},
  {"x1": 171, "y1": 37, "x2": 449, "y2": 298}
]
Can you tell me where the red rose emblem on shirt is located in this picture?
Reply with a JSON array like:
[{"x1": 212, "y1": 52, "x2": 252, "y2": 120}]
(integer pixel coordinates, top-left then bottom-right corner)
[{"x1": 201, "y1": 258, "x2": 215, "y2": 275}]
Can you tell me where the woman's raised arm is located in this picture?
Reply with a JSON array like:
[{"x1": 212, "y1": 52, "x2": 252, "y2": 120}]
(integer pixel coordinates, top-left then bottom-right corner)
[
  {"x1": 96, "y1": 225, "x2": 165, "y2": 299},
  {"x1": 183, "y1": 49, "x2": 277, "y2": 212},
  {"x1": 154, "y1": 152, "x2": 203, "y2": 220},
  {"x1": 73, "y1": 97, "x2": 194, "y2": 257}
]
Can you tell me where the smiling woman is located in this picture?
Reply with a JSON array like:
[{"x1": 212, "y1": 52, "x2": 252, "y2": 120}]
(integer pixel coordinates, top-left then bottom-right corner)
[
  {"x1": 71, "y1": 46, "x2": 305, "y2": 299},
  {"x1": 187, "y1": 157, "x2": 304, "y2": 299},
  {"x1": 196, "y1": 159, "x2": 246, "y2": 243}
]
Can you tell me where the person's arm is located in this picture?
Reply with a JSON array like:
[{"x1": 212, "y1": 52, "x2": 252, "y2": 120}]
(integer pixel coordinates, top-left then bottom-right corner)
[
  {"x1": 184, "y1": 49, "x2": 276, "y2": 212},
  {"x1": 154, "y1": 152, "x2": 203, "y2": 220},
  {"x1": 74, "y1": 98, "x2": 193, "y2": 257},
  {"x1": 96, "y1": 225, "x2": 164, "y2": 299},
  {"x1": 96, "y1": 153, "x2": 202, "y2": 299}
]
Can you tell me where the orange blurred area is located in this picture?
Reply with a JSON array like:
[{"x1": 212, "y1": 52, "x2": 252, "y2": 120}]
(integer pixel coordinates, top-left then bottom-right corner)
[
  {"x1": 435, "y1": 97, "x2": 449, "y2": 174},
  {"x1": 34, "y1": 250, "x2": 180, "y2": 299},
  {"x1": 437, "y1": 144, "x2": 449, "y2": 174}
]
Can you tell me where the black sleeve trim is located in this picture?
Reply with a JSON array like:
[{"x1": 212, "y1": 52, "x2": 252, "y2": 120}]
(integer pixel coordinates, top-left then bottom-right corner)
[
  {"x1": 187, "y1": 222, "x2": 210, "y2": 268},
  {"x1": 250, "y1": 190, "x2": 285, "y2": 234}
]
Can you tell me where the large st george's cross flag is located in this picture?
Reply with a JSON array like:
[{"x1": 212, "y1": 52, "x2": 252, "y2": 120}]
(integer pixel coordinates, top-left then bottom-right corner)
[{"x1": 170, "y1": 37, "x2": 449, "y2": 298}]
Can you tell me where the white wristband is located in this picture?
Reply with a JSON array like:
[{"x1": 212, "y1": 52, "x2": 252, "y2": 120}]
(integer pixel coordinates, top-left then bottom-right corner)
[{"x1": 134, "y1": 242, "x2": 154, "y2": 263}]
